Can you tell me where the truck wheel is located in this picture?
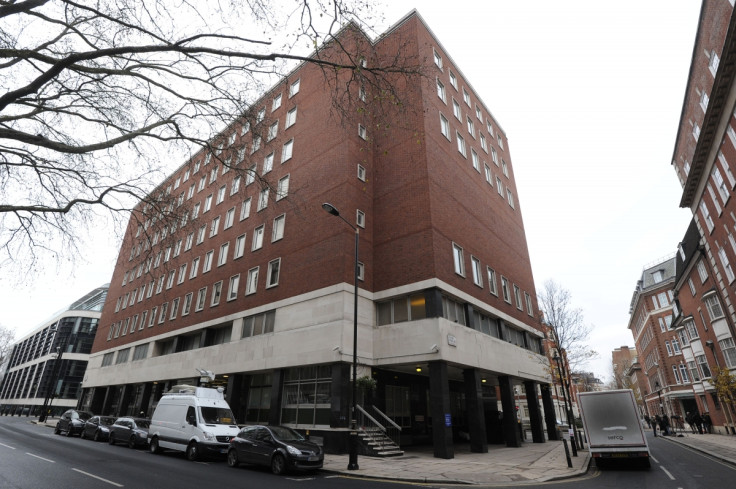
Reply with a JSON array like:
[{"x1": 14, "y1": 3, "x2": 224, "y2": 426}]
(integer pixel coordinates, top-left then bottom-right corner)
[
  {"x1": 149, "y1": 437, "x2": 161, "y2": 454},
  {"x1": 227, "y1": 449, "x2": 239, "y2": 468},
  {"x1": 271, "y1": 453, "x2": 286, "y2": 475},
  {"x1": 186, "y1": 442, "x2": 199, "y2": 461}
]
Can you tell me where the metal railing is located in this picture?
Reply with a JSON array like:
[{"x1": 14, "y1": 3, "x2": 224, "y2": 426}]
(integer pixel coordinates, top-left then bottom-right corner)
[{"x1": 355, "y1": 404, "x2": 402, "y2": 450}]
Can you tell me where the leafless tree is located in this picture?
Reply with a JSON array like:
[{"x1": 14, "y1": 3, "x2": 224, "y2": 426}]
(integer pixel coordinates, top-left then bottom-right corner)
[
  {"x1": 538, "y1": 279, "x2": 597, "y2": 372},
  {"x1": 0, "y1": 325, "x2": 15, "y2": 370},
  {"x1": 0, "y1": 0, "x2": 422, "y2": 277}
]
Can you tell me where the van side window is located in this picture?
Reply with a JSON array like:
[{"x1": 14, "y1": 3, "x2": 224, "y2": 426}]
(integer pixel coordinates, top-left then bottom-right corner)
[{"x1": 186, "y1": 406, "x2": 196, "y2": 424}]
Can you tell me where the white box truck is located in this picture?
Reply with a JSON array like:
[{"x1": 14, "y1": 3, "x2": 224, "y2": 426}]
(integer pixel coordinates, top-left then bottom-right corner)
[
  {"x1": 148, "y1": 385, "x2": 240, "y2": 461},
  {"x1": 577, "y1": 389, "x2": 650, "y2": 468}
]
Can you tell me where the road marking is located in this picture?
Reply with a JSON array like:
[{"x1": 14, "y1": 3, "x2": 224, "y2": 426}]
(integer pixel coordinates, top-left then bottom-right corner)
[
  {"x1": 650, "y1": 455, "x2": 659, "y2": 464},
  {"x1": 72, "y1": 468, "x2": 124, "y2": 487},
  {"x1": 26, "y1": 452, "x2": 55, "y2": 463},
  {"x1": 0, "y1": 443, "x2": 16, "y2": 450},
  {"x1": 660, "y1": 466, "x2": 676, "y2": 480}
]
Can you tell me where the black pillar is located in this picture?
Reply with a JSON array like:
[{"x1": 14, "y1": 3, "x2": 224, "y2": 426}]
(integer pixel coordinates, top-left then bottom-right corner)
[
  {"x1": 498, "y1": 376, "x2": 521, "y2": 447},
  {"x1": 139, "y1": 383, "x2": 153, "y2": 417},
  {"x1": 463, "y1": 369, "x2": 488, "y2": 453},
  {"x1": 540, "y1": 384, "x2": 559, "y2": 440},
  {"x1": 225, "y1": 374, "x2": 247, "y2": 422},
  {"x1": 268, "y1": 369, "x2": 284, "y2": 427},
  {"x1": 118, "y1": 384, "x2": 133, "y2": 417},
  {"x1": 523, "y1": 380, "x2": 545, "y2": 443},
  {"x1": 330, "y1": 363, "x2": 351, "y2": 428},
  {"x1": 101, "y1": 387, "x2": 113, "y2": 416},
  {"x1": 429, "y1": 361, "x2": 453, "y2": 459}
]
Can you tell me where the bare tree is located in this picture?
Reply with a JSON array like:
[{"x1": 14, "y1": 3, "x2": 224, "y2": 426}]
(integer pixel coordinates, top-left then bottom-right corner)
[
  {"x1": 538, "y1": 279, "x2": 597, "y2": 371},
  {"x1": 0, "y1": 324, "x2": 15, "y2": 370},
  {"x1": 0, "y1": 0, "x2": 422, "y2": 276}
]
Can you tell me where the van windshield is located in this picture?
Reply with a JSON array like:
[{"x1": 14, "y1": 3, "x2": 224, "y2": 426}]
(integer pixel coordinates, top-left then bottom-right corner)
[{"x1": 200, "y1": 407, "x2": 236, "y2": 425}]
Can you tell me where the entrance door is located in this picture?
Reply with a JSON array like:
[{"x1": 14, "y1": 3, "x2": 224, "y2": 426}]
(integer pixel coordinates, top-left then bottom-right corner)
[{"x1": 385, "y1": 385, "x2": 411, "y2": 428}]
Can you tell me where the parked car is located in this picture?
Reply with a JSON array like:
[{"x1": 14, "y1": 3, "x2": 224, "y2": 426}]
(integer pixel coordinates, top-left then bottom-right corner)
[
  {"x1": 108, "y1": 417, "x2": 150, "y2": 448},
  {"x1": 80, "y1": 416, "x2": 116, "y2": 441},
  {"x1": 227, "y1": 425, "x2": 323, "y2": 475},
  {"x1": 54, "y1": 409, "x2": 93, "y2": 437}
]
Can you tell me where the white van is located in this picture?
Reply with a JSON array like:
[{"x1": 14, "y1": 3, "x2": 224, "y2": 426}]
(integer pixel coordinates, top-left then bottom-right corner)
[{"x1": 148, "y1": 385, "x2": 240, "y2": 460}]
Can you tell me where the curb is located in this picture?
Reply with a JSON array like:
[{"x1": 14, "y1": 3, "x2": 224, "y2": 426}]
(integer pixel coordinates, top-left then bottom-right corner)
[{"x1": 658, "y1": 435, "x2": 736, "y2": 468}]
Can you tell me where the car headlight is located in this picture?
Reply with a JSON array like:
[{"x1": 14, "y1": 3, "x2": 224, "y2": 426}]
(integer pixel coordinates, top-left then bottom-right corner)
[
  {"x1": 286, "y1": 445, "x2": 301, "y2": 456},
  {"x1": 202, "y1": 431, "x2": 215, "y2": 441}
]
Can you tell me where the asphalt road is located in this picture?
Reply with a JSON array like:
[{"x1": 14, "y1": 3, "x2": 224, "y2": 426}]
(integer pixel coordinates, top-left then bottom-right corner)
[{"x1": 0, "y1": 416, "x2": 418, "y2": 489}]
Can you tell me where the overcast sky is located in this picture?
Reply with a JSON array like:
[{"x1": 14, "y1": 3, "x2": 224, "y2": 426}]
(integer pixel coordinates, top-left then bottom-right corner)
[{"x1": 1, "y1": 1, "x2": 701, "y2": 381}]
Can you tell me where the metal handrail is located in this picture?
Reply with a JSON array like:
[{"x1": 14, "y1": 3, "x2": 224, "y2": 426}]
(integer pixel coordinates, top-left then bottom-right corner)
[
  {"x1": 356, "y1": 404, "x2": 386, "y2": 431},
  {"x1": 371, "y1": 405, "x2": 402, "y2": 432}
]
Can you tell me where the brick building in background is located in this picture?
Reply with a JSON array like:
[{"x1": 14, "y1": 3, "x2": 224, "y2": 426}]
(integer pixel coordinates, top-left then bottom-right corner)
[
  {"x1": 81, "y1": 10, "x2": 554, "y2": 457},
  {"x1": 669, "y1": 0, "x2": 736, "y2": 434}
]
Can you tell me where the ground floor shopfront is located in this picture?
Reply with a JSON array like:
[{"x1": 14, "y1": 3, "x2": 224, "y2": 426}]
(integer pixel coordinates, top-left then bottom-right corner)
[{"x1": 644, "y1": 385, "x2": 736, "y2": 435}]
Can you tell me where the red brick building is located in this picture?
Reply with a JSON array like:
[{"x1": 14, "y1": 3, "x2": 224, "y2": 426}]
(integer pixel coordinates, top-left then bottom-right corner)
[
  {"x1": 81, "y1": 11, "x2": 553, "y2": 457},
  {"x1": 669, "y1": 0, "x2": 736, "y2": 434}
]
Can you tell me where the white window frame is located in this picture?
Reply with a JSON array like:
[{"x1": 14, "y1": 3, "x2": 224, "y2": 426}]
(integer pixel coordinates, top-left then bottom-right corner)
[
  {"x1": 246, "y1": 267, "x2": 259, "y2": 295},
  {"x1": 471, "y1": 256, "x2": 483, "y2": 287},
  {"x1": 282, "y1": 139, "x2": 294, "y2": 162},
  {"x1": 218, "y1": 242, "x2": 229, "y2": 267},
  {"x1": 277, "y1": 175, "x2": 289, "y2": 200},
  {"x1": 272, "y1": 214, "x2": 285, "y2": 242},
  {"x1": 266, "y1": 258, "x2": 281, "y2": 288},
  {"x1": 228, "y1": 275, "x2": 240, "y2": 301},
  {"x1": 452, "y1": 243, "x2": 464, "y2": 276},
  {"x1": 286, "y1": 107, "x2": 297, "y2": 128},
  {"x1": 240, "y1": 198, "x2": 252, "y2": 221},
  {"x1": 356, "y1": 210, "x2": 365, "y2": 228},
  {"x1": 252, "y1": 225, "x2": 264, "y2": 250}
]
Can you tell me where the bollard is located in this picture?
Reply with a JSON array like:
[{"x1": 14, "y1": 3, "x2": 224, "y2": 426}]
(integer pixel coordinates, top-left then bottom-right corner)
[
  {"x1": 568, "y1": 428, "x2": 578, "y2": 457},
  {"x1": 562, "y1": 439, "x2": 573, "y2": 468}
]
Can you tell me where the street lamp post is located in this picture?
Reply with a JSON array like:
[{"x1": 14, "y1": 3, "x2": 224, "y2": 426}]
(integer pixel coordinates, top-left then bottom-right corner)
[
  {"x1": 654, "y1": 381, "x2": 664, "y2": 415},
  {"x1": 322, "y1": 202, "x2": 359, "y2": 471},
  {"x1": 553, "y1": 354, "x2": 577, "y2": 455},
  {"x1": 38, "y1": 341, "x2": 65, "y2": 423}
]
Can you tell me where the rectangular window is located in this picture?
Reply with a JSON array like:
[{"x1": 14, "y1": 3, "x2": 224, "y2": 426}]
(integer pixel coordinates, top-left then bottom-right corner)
[
  {"x1": 195, "y1": 287, "x2": 207, "y2": 311},
  {"x1": 210, "y1": 216, "x2": 220, "y2": 237},
  {"x1": 356, "y1": 209, "x2": 365, "y2": 228},
  {"x1": 719, "y1": 247, "x2": 735, "y2": 283},
  {"x1": 696, "y1": 354, "x2": 712, "y2": 378},
  {"x1": 231, "y1": 176, "x2": 241, "y2": 196},
  {"x1": 453, "y1": 99, "x2": 461, "y2": 120},
  {"x1": 358, "y1": 124, "x2": 367, "y2": 140},
  {"x1": 266, "y1": 258, "x2": 281, "y2": 288},
  {"x1": 679, "y1": 364, "x2": 690, "y2": 383},
  {"x1": 185, "y1": 232, "x2": 194, "y2": 251},
  {"x1": 452, "y1": 243, "x2": 464, "y2": 276},
  {"x1": 513, "y1": 285, "x2": 522, "y2": 309},
  {"x1": 471, "y1": 256, "x2": 482, "y2": 286},
  {"x1": 263, "y1": 152, "x2": 274, "y2": 174},
  {"x1": 525, "y1": 292, "x2": 533, "y2": 315},
  {"x1": 289, "y1": 78, "x2": 300, "y2": 97},
  {"x1": 218, "y1": 242, "x2": 229, "y2": 266},
  {"x1": 224, "y1": 207, "x2": 235, "y2": 229},
  {"x1": 228, "y1": 274, "x2": 240, "y2": 301},
  {"x1": 487, "y1": 267, "x2": 497, "y2": 295},
  {"x1": 701, "y1": 200, "x2": 714, "y2": 232},
  {"x1": 433, "y1": 48, "x2": 443, "y2": 69},
  {"x1": 286, "y1": 107, "x2": 297, "y2": 128},
  {"x1": 471, "y1": 149, "x2": 479, "y2": 171},
  {"x1": 246, "y1": 267, "x2": 259, "y2": 295},
  {"x1": 267, "y1": 121, "x2": 278, "y2": 141},
  {"x1": 705, "y1": 294, "x2": 725, "y2": 320},
  {"x1": 272, "y1": 214, "x2": 285, "y2": 242},
  {"x1": 204, "y1": 194, "x2": 213, "y2": 212},
  {"x1": 697, "y1": 260, "x2": 708, "y2": 282},
  {"x1": 449, "y1": 70, "x2": 457, "y2": 89},
  {"x1": 170, "y1": 297, "x2": 180, "y2": 320},
  {"x1": 257, "y1": 107, "x2": 265, "y2": 122},
  {"x1": 234, "y1": 234, "x2": 246, "y2": 259},
  {"x1": 182, "y1": 292, "x2": 193, "y2": 316},
  {"x1": 158, "y1": 302, "x2": 168, "y2": 324},
  {"x1": 672, "y1": 364, "x2": 681, "y2": 384},
  {"x1": 456, "y1": 132, "x2": 466, "y2": 157},
  {"x1": 357, "y1": 164, "x2": 366, "y2": 181},
  {"x1": 177, "y1": 264, "x2": 187, "y2": 284},
  {"x1": 357, "y1": 261, "x2": 365, "y2": 281},
  {"x1": 282, "y1": 139, "x2": 293, "y2": 162},
  {"x1": 467, "y1": 116, "x2": 475, "y2": 137},
  {"x1": 506, "y1": 189, "x2": 515, "y2": 208},
  {"x1": 257, "y1": 188, "x2": 269, "y2": 211},
  {"x1": 190, "y1": 257, "x2": 200, "y2": 279},
  {"x1": 272, "y1": 93, "x2": 282, "y2": 111},
  {"x1": 251, "y1": 135, "x2": 261, "y2": 154},
  {"x1": 203, "y1": 250, "x2": 214, "y2": 273},
  {"x1": 240, "y1": 197, "x2": 252, "y2": 220},
  {"x1": 484, "y1": 164, "x2": 493, "y2": 185},
  {"x1": 437, "y1": 78, "x2": 446, "y2": 102},
  {"x1": 709, "y1": 50, "x2": 720, "y2": 76},
  {"x1": 211, "y1": 281, "x2": 222, "y2": 306},
  {"x1": 216, "y1": 184, "x2": 226, "y2": 204},
  {"x1": 440, "y1": 113, "x2": 450, "y2": 139},
  {"x1": 501, "y1": 276, "x2": 511, "y2": 303},
  {"x1": 720, "y1": 337, "x2": 736, "y2": 368},
  {"x1": 685, "y1": 319, "x2": 699, "y2": 340},
  {"x1": 277, "y1": 175, "x2": 289, "y2": 200},
  {"x1": 252, "y1": 225, "x2": 264, "y2": 250},
  {"x1": 463, "y1": 88, "x2": 471, "y2": 106}
]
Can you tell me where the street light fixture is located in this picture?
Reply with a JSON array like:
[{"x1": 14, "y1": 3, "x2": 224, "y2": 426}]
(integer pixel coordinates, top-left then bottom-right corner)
[{"x1": 321, "y1": 202, "x2": 359, "y2": 471}]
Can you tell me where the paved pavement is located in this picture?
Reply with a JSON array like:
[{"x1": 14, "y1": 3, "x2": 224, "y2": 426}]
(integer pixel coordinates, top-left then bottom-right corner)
[
  {"x1": 657, "y1": 428, "x2": 736, "y2": 467},
  {"x1": 323, "y1": 439, "x2": 591, "y2": 485}
]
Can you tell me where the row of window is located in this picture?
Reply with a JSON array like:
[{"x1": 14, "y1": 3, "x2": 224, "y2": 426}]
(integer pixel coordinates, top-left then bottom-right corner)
[
  {"x1": 451, "y1": 242, "x2": 533, "y2": 315},
  {"x1": 109, "y1": 259, "x2": 282, "y2": 341}
]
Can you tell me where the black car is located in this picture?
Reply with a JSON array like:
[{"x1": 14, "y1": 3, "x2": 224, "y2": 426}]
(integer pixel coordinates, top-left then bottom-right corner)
[
  {"x1": 227, "y1": 425, "x2": 323, "y2": 475},
  {"x1": 54, "y1": 409, "x2": 93, "y2": 437},
  {"x1": 80, "y1": 416, "x2": 116, "y2": 441},
  {"x1": 108, "y1": 417, "x2": 150, "y2": 448}
]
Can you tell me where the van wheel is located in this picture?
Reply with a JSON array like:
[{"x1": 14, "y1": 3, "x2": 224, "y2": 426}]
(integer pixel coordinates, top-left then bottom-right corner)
[
  {"x1": 149, "y1": 437, "x2": 161, "y2": 454},
  {"x1": 186, "y1": 442, "x2": 199, "y2": 461},
  {"x1": 227, "y1": 449, "x2": 239, "y2": 468},
  {"x1": 271, "y1": 453, "x2": 286, "y2": 475}
]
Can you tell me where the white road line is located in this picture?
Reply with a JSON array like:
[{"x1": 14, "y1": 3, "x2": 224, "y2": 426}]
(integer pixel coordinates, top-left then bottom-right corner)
[
  {"x1": 660, "y1": 465, "x2": 676, "y2": 480},
  {"x1": 650, "y1": 455, "x2": 660, "y2": 464},
  {"x1": 72, "y1": 468, "x2": 124, "y2": 487},
  {"x1": 26, "y1": 452, "x2": 55, "y2": 463},
  {"x1": 0, "y1": 443, "x2": 16, "y2": 450}
]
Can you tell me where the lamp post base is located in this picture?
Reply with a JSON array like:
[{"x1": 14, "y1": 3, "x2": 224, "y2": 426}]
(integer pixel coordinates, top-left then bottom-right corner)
[{"x1": 348, "y1": 424, "x2": 359, "y2": 470}]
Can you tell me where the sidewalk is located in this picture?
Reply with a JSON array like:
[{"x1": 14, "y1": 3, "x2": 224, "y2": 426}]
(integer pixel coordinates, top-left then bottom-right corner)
[
  {"x1": 31, "y1": 417, "x2": 589, "y2": 485},
  {"x1": 657, "y1": 429, "x2": 736, "y2": 466},
  {"x1": 322, "y1": 440, "x2": 590, "y2": 485}
]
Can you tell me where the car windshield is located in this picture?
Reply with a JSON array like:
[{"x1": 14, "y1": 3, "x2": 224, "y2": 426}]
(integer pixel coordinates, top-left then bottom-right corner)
[
  {"x1": 133, "y1": 420, "x2": 150, "y2": 428},
  {"x1": 199, "y1": 407, "x2": 236, "y2": 425},
  {"x1": 270, "y1": 426, "x2": 305, "y2": 442}
]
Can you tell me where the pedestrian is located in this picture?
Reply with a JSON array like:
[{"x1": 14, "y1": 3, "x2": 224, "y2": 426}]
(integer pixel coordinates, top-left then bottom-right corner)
[
  {"x1": 693, "y1": 412, "x2": 704, "y2": 434},
  {"x1": 662, "y1": 414, "x2": 671, "y2": 436},
  {"x1": 703, "y1": 412, "x2": 712, "y2": 433},
  {"x1": 654, "y1": 414, "x2": 661, "y2": 437},
  {"x1": 644, "y1": 415, "x2": 651, "y2": 429}
]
